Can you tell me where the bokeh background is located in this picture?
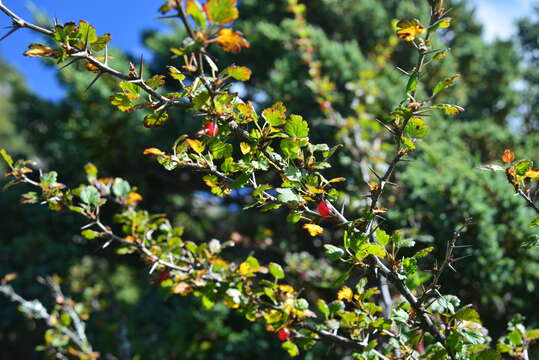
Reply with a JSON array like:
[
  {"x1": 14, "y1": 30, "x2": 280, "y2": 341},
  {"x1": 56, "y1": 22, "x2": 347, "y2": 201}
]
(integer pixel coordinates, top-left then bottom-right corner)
[{"x1": 1, "y1": 0, "x2": 538, "y2": 359}]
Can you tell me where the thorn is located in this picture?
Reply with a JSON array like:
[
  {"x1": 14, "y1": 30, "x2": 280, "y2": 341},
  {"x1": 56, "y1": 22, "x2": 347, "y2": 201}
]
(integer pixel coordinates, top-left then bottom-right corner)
[
  {"x1": 452, "y1": 244, "x2": 472, "y2": 249},
  {"x1": 375, "y1": 118, "x2": 396, "y2": 135},
  {"x1": 156, "y1": 14, "x2": 180, "y2": 19},
  {"x1": 101, "y1": 240, "x2": 112, "y2": 249},
  {"x1": 448, "y1": 263, "x2": 457, "y2": 272},
  {"x1": 149, "y1": 261, "x2": 159, "y2": 274},
  {"x1": 451, "y1": 254, "x2": 473, "y2": 264},
  {"x1": 395, "y1": 66, "x2": 410, "y2": 76},
  {"x1": 83, "y1": 27, "x2": 90, "y2": 50},
  {"x1": 59, "y1": 58, "x2": 81, "y2": 70},
  {"x1": 85, "y1": 71, "x2": 104, "y2": 91},
  {"x1": 385, "y1": 181, "x2": 398, "y2": 187},
  {"x1": 368, "y1": 166, "x2": 382, "y2": 180},
  {"x1": 80, "y1": 222, "x2": 96, "y2": 230},
  {"x1": 104, "y1": 45, "x2": 109, "y2": 66},
  {"x1": 138, "y1": 53, "x2": 144, "y2": 79},
  {"x1": 0, "y1": 25, "x2": 19, "y2": 41}
]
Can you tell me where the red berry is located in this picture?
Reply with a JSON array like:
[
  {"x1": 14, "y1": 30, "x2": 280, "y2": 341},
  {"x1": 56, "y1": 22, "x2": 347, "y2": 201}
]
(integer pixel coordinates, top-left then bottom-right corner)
[
  {"x1": 204, "y1": 122, "x2": 218, "y2": 137},
  {"x1": 317, "y1": 200, "x2": 332, "y2": 218},
  {"x1": 320, "y1": 101, "x2": 331, "y2": 111},
  {"x1": 277, "y1": 328, "x2": 291, "y2": 341}
]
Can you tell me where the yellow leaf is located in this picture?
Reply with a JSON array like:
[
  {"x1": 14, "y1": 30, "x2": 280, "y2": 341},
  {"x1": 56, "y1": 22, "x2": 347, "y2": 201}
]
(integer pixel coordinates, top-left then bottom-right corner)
[
  {"x1": 526, "y1": 168, "x2": 539, "y2": 179},
  {"x1": 240, "y1": 142, "x2": 251, "y2": 155},
  {"x1": 143, "y1": 148, "x2": 165, "y2": 156},
  {"x1": 395, "y1": 19, "x2": 426, "y2": 41},
  {"x1": 329, "y1": 177, "x2": 346, "y2": 183},
  {"x1": 186, "y1": 139, "x2": 205, "y2": 154},
  {"x1": 216, "y1": 28, "x2": 250, "y2": 53},
  {"x1": 239, "y1": 261, "x2": 252, "y2": 275},
  {"x1": 279, "y1": 284, "x2": 295, "y2": 293},
  {"x1": 337, "y1": 286, "x2": 353, "y2": 302},
  {"x1": 303, "y1": 223, "x2": 324, "y2": 236},
  {"x1": 2, "y1": 273, "x2": 17, "y2": 283},
  {"x1": 24, "y1": 44, "x2": 57, "y2": 57}
]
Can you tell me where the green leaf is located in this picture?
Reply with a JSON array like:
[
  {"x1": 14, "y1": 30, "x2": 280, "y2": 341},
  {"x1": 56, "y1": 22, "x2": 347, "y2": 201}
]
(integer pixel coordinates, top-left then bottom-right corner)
[
  {"x1": 78, "y1": 21, "x2": 98, "y2": 46},
  {"x1": 294, "y1": 298, "x2": 309, "y2": 311},
  {"x1": 110, "y1": 93, "x2": 133, "y2": 112},
  {"x1": 281, "y1": 341, "x2": 299, "y2": 357},
  {"x1": 112, "y1": 179, "x2": 130, "y2": 197},
  {"x1": 269, "y1": 262, "x2": 285, "y2": 280},
  {"x1": 284, "y1": 115, "x2": 309, "y2": 138},
  {"x1": 454, "y1": 307, "x2": 481, "y2": 323},
  {"x1": 375, "y1": 228, "x2": 390, "y2": 246},
  {"x1": 284, "y1": 166, "x2": 302, "y2": 181},
  {"x1": 223, "y1": 65, "x2": 252, "y2": 81},
  {"x1": 433, "y1": 74, "x2": 460, "y2": 96},
  {"x1": 431, "y1": 104, "x2": 464, "y2": 115},
  {"x1": 324, "y1": 244, "x2": 344, "y2": 261},
  {"x1": 526, "y1": 329, "x2": 539, "y2": 340},
  {"x1": 263, "y1": 108, "x2": 286, "y2": 126},
  {"x1": 203, "y1": 0, "x2": 238, "y2": 25},
  {"x1": 146, "y1": 75, "x2": 165, "y2": 90},
  {"x1": 187, "y1": 0, "x2": 207, "y2": 28},
  {"x1": 210, "y1": 140, "x2": 233, "y2": 159},
  {"x1": 276, "y1": 188, "x2": 302, "y2": 204},
  {"x1": 476, "y1": 350, "x2": 501, "y2": 360},
  {"x1": 40, "y1": 171, "x2": 57, "y2": 184},
  {"x1": 91, "y1": 33, "x2": 111, "y2": 51},
  {"x1": 328, "y1": 300, "x2": 345, "y2": 314},
  {"x1": 280, "y1": 138, "x2": 302, "y2": 159},
  {"x1": 79, "y1": 186, "x2": 100, "y2": 206},
  {"x1": 144, "y1": 111, "x2": 169, "y2": 128},
  {"x1": 514, "y1": 159, "x2": 533, "y2": 176},
  {"x1": 0, "y1": 149, "x2": 13, "y2": 168},
  {"x1": 81, "y1": 229, "x2": 101, "y2": 240},
  {"x1": 317, "y1": 299, "x2": 330, "y2": 318},
  {"x1": 430, "y1": 295, "x2": 460, "y2": 314},
  {"x1": 406, "y1": 72, "x2": 418, "y2": 93},
  {"x1": 404, "y1": 117, "x2": 429, "y2": 138},
  {"x1": 229, "y1": 173, "x2": 250, "y2": 189},
  {"x1": 356, "y1": 243, "x2": 386, "y2": 260},
  {"x1": 168, "y1": 66, "x2": 186, "y2": 82}
]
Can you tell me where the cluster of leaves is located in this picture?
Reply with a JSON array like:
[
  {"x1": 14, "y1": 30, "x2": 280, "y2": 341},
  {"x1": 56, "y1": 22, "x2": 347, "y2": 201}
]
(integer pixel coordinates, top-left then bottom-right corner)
[
  {"x1": 478, "y1": 149, "x2": 539, "y2": 246},
  {"x1": 1, "y1": 0, "x2": 539, "y2": 358}
]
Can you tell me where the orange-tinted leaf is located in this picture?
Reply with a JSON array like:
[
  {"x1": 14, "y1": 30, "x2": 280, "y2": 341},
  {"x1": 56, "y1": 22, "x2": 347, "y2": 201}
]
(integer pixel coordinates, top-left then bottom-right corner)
[
  {"x1": 216, "y1": 28, "x2": 249, "y2": 53},
  {"x1": 395, "y1": 19, "x2": 426, "y2": 41},
  {"x1": 502, "y1": 149, "x2": 515, "y2": 163},
  {"x1": 143, "y1": 148, "x2": 166, "y2": 156},
  {"x1": 203, "y1": 0, "x2": 238, "y2": 25}
]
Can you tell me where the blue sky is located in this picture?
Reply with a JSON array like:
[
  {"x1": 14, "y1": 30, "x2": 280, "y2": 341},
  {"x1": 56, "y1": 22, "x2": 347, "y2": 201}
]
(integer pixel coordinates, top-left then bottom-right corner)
[{"x1": 0, "y1": 0, "x2": 535, "y2": 101}]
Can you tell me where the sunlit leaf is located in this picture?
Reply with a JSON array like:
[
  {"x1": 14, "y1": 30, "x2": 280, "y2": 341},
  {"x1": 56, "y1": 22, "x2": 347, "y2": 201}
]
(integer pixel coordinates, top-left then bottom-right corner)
[
  {"x1": 404, "y1": 117, "x2": 429, "y2": 138},
  {"x1": 223, "y1": 65, "x2": 252, "y2": 81},
  {"x1": 204, "y1": 0, "x2": 238, "y2": 24},
  {"x1": 303, "y1": 223, "x2": 324, "y2": 236},
  {"x1": 186, "y1": 139, "x2": 205, "y2": 154},
  {"x1": 24, "y1": 44, "x2": 57, "y2": 58},
  {"x1": 284, "y1": 115, "x2": 309, "y2": 138},
  {"x1": 143, "y1": 111, "x2": 169, "y2": 128},
  {"x1": 263, "y1": 108, "x2": 286, "y2": 126},
  {"x1": 216, "y1": 28, "x2": 250, "y2": 53},
  {"x1": 395, "y1": 19, "x2": 426, "y2": 41},
  {"x1": 433, "y1": 74, "x2": 461, "y2": 96},
  {"x1": 187, "y1": 0, "x2": 207, "y2": 28}
]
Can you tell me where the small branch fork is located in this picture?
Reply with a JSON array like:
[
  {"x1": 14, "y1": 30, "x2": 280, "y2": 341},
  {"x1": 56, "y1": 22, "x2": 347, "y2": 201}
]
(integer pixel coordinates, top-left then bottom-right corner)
[
  {"x1": 0, "y1": 277, "x2": 96, "y2": 356},
  {"x1": 0, "y1": 1, "x2": 186, "y2": 108}
]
